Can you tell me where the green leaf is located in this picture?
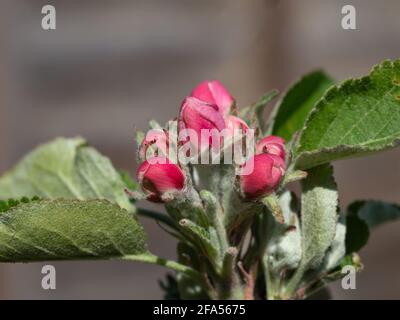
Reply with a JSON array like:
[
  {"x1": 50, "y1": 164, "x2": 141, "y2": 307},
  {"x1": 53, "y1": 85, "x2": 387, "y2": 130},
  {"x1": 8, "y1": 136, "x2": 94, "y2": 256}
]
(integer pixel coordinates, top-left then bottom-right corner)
[
  {"x1": 0, "y1": 137, "x2": 133, "y2": 212},
  {"x1": 266, "y1": 191, "x2": 302, "y2": 273},
  {"x1": 261, "y1": 191, "x2": 301, "y2": 299},
  {"x1": 119, "y1": 170, "x2": 139, "y2": 192},
  {"x1": 135, "y1": 129, "x2": 145, "y2": 147},
  {"x1": 355, "y1": 200, "x2": 400, "y2": 228},
  {"x1": 322, "y1": 253, "x2": 363, "y2": 283},
  {"x1": 179, "y1": 219, "x2": 221, "y2": 265},
  {"x1": 294, "y1": 60, "x2": 400, "y2": 169},
  {"x1": 0, "y1": 197, "x2": 39, "y2": 213},
  {"x1": 261, "y1": 193, "x2": 284, "y2": 224},
  {"x1": 0, "y1": 199, "x2": 147, "y2": 262},
  {"x1": 323, "y1": 217, "x2": 346, "y2": 270},
  {"x1": 270, "y1": 71, "x2": 334, "y2": 141},
  {"x1": 345, "y1": 202, "x2": 369, "y2": 254},
  {"x1": 149, "y1": 119, "x2": 163, "y2": 129},
  {"x1": 283, "y1": 164, "x2": 338, "y2": 298},
  {"x1": 299, "y1": 164, "x2": 338, "y2": 269},
  {"x1": 345, "y1": 200, "x2": 400, "y2": 254},
  {"x1": 176, "y1": 242, "x2": 210, "y2": 299}
]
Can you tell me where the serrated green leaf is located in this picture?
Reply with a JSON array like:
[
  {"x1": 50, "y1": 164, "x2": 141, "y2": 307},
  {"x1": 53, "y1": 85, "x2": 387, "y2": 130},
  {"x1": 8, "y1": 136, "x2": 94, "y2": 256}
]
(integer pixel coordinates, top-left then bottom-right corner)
[
  {"x1": 0, "y1": 137, "x2": 133, "y2": 212},
  {"x1": 300, "y1": 164, "x2": 338, "y2": 269},
  {"x1": 294, "y1": 60, "x2": 400, "y2": 169},
  {"x1": 345, "y1": 200, "x2": 400, "y2": 254},
  {"x1": 0, "y1": 199, "x2": 147, "y2": 262},
  {"x1": 270, "y1": 71, "x2": 334, "y2": 141}
]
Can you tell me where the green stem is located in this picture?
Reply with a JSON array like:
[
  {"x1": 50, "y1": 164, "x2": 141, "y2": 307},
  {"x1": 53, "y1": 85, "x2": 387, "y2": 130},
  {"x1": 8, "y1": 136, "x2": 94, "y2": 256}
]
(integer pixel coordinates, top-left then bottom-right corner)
[
  {"x1": 262, "y1": 257, "x2": 275, "y2": 300},
  {"x1": 121, "y1": 253, "x2": 200, "y2": 279},
  {"x1": 282, "y1": 264, "x2": 306, "y2": 299}
]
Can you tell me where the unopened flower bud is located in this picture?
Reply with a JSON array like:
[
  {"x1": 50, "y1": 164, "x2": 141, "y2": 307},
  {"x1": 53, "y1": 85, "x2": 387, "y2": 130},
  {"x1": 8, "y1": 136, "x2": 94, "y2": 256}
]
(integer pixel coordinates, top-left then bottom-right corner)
[
  {"x1": 136, "y1": 157, "x2": 185, "y2": 202},
  {"x1": 256, "y1": 135, "x2": 286, "y2": 159},
  {"x1": 240, "y1": 154, "x2": 286, "y2": 200},
  {"x1": 178, "y1": 97, "x2": 225, "y2": 151},
  {"x1": 191, "y1": 80, "x2": 234, "y2": 117}
]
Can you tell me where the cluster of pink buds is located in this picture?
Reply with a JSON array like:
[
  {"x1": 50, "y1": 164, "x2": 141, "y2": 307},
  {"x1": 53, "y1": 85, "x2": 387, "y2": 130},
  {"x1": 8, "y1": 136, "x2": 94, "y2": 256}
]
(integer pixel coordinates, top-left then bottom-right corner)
[{"x1": 136, "y1": 80, "x2": 286, "y2": 203}]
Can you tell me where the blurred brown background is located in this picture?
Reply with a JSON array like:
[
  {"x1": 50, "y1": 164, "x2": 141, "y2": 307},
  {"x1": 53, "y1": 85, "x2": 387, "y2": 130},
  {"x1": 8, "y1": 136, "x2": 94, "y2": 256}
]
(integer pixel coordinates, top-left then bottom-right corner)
[{"x1": 0, "y1": 0, "x2": 399, "y2": 299}]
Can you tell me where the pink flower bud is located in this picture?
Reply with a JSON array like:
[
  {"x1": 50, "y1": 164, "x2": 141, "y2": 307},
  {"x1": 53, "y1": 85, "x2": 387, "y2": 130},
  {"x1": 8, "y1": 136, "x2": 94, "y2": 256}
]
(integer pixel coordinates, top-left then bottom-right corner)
[
  {"x1": 136, "y1": 157, "x2": 185, "y2": 202},
  {"x1": 225, "y1": 115, "x2": 249, "y2": 138},
  {"x1": 139, "y1": 129, "x2": 169, "y2": 160},
  {"x1": 179, "y1": 97, "x2": 226, "y2": 150},
  {"x1": 240, "y1": 154, "x2": 286, "y2": 200},
  {"x1": 256, "y1": 135, "x2": 286, "y2": 159},
  {"x1": 191, "y1": 80, "x2": 234, "y2": 117}
]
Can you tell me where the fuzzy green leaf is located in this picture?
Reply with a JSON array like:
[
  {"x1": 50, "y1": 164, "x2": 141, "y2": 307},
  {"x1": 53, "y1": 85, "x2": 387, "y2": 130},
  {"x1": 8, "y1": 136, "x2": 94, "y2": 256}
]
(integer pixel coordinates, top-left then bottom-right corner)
[
  {"x1": 345, "y1": 200, "x2": 400, "y2": 254},
  {"x1": 0, "y1": 197, "x2": 40, "y2": 213},
  {"x1": 294, "y1": 60, "x2": 400, "y2": 169},
  {"x1": 179, "y1": 219, "x2": 220, "y2": 264},
  {"x1": 0, "y1": 137, "x2": 133, "y2": 212},
  {"x1": 119, "y1": 170, "x2": 139, "y2": 192},
  {"x1": 283, "y1": 165, "x2": 338, "y2": 297},
  {"x1": 0, "y1": 199, "x2": 147, "y2": 262},
  {"x1": 270, "y1": 71, "x2": 334, "y2": 141},
  {"x1": 265, "y1": 191, "x2": 302, "y2": 273},
  {"x1": 300, "y1": 164, "x2": 338, "y2": 269},
  {"x1": 323, "y1": 217, "x2": 346, "y2": 270}
]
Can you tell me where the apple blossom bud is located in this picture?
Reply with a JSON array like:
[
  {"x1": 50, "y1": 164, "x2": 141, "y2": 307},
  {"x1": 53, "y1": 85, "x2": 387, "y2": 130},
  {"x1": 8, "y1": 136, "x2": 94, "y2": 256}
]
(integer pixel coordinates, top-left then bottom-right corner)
[
  {"x1": 136, "y1": 157, "x2": 185, "y2": 202},
  {"x1": 256, "y1": 135, "x2": 286, "y2": 159},
  {"x1": 191, "y1": 80, "x2": 234, "y2": 117},
  {"x1": 179, "y1": 97, "x2": 226, "y2": 133},
  {"x1": 179, "y1": 97, "x2": 225, "y2": 150},
  {"x1": 240, "y1": 153, "x2": 286, "y2": 200},
  {"x1": 138, "y1": 129, "x2": 169, "y2": 161}
]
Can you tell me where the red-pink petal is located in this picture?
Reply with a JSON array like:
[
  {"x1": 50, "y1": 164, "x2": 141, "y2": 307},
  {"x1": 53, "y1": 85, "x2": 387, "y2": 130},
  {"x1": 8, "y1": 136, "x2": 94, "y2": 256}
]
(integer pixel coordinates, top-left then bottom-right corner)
[
  {"x1": 180, "y1": 97, "x2": 225, "y2": 132},
  {"x1": 136, "y1": 157, "x2": 185, "y2": 202},
  {"x1": 256, "y1": 135, "x2": 286, "y2": 159},
  {"x1": 191, "y1": 80, "x2": 234, "y2": 117},
  {"x1": 240, "y1": 153, "x2": 284, "y2": 199}
]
